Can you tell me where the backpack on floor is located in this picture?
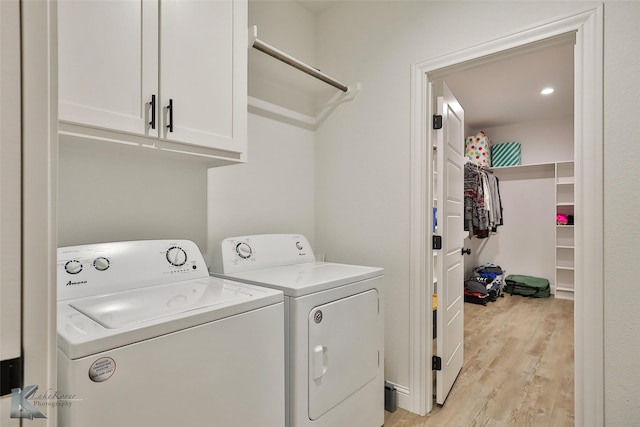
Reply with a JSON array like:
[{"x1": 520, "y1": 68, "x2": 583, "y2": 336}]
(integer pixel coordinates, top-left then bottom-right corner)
[{"x1": 504, "y1": 275, "x2": 550, "y2": 298}]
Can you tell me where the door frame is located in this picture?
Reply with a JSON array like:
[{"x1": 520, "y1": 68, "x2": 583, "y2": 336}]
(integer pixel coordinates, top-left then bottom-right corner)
[
  {"x1": 408, "y1": 5, "x2": 603, "y2": 424},
  {"x1": 20, "y1": 1, "x2": 58, "y2": 426}
]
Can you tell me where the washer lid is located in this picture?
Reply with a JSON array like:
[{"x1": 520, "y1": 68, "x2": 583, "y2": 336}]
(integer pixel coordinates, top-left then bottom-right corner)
[
  {"x1": 219, "y1": 261, "x2": 384, "y2": 297},
  {"x1": 70, "y1": 280, "x2": 252, "y2": 329},
  {"x1": 57, "y1": 276, "x2": 283, "y2": 360}
]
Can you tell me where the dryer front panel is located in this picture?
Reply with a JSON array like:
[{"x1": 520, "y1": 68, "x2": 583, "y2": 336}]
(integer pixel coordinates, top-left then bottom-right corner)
[{"x1": 307, "y1": 289, "x2": 379, "y2": 420}]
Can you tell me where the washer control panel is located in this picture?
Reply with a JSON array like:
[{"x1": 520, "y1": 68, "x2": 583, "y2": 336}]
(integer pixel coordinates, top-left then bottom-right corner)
[
  {"x1": 212, "y1": 234, "x2": 316, "y2": 275},
  {"x1": 57, "y1": 240, "x2": 208, "y2": 301}
]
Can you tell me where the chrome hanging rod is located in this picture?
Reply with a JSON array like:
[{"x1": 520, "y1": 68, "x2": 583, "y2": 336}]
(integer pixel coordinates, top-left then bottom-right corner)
[
  {"x1": 465, "y1": 161, "x2": 494, "y2": 174},
  {"x1": 249, "y1": 26, "x2": 349, "y2": 93}
]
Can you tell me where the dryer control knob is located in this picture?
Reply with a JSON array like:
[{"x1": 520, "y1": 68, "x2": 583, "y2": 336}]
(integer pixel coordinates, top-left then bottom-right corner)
[
  {"x1": 166, "y1": 246, "x2": 187, "y2": 267},
  {"x1": 236, "y1": 242, "x2": 252, "y2": 259},
  {"x1": 64, "y1": 260, "x2": 83, "y2": 275},
  {"x1": 93, "y1": 257, "x2": 110, "y2": 271}
]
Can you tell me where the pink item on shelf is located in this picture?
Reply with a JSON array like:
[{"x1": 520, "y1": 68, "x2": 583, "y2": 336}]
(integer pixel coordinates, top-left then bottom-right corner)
[{"x1": 557, "y1": 213, "x2": 568, "y2": 225}]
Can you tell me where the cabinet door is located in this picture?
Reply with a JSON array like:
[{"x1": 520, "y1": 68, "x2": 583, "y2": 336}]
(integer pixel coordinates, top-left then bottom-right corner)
[
  {"x1": 58, "y1": 0, "x2": 159, "y2": 137},
  {"x1": 160, "y1": 0, "x2": 247, "y2": 154}
]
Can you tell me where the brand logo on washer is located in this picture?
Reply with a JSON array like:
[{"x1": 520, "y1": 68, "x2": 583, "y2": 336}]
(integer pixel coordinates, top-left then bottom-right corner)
[
  {"x1": 66, "y1": 280, "x2": 87, "y2": 287},
  {"x1": 314, "y1": 310, "x2": 323, "y2": 324}
]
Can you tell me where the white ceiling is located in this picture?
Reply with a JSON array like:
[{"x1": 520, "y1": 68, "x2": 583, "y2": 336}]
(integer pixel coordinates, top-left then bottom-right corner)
[{"x1": 442, "y1": 40, "x2": 575, "y2": 129}]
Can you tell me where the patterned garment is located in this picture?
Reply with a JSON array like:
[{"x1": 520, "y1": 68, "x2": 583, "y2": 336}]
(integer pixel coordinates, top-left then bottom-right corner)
[{"x1": 463, "y1": 162, "x2": 503, "y2": 238}]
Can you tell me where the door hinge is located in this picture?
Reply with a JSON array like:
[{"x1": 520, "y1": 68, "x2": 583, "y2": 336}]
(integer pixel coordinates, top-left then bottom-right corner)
[
  {"x1": 433, "y1": 115, "x2": 443, "y2": 130},
  {"x1": 1, "y1": 356, "x2": 22, "y2": 396},
  {"x1": 432, "y1": 235, "x2": 442, "y2": 250},
  {"x1": 432, "y1": 355, "x2": 442, "y2": 371}
]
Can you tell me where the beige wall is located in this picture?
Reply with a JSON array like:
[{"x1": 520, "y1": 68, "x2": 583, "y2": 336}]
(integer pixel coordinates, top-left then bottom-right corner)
[
  {"x1": 602, "y1": 1, "x2": 640, "y2": 424},
  {"x1": 206, "y1": 112, "x2": 316, "y2": 264},
  {"x1": 310, "y1": 1, "x2": 638, "y2": 423},
  {"x1": 56, "y1": 0, "x2": 640, "y2": 423}
]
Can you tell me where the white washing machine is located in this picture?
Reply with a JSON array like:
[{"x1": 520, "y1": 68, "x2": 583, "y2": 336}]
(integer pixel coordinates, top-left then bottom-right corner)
[
  {"x1": 57, "y1": 240, "x2": 285, "y2": 427},
  {"x1": 211, "y1": 234, "x2": 384, "y2": 427}
]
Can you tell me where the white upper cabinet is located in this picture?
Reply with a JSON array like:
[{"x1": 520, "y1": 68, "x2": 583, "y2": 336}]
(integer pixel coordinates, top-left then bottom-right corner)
[
  {"x1": 58, "y1": 0, "x2": 158, "y2": 137},
  {"x1": 58, "y1": 0, "x2": 247, "y2": 163},
  {"x1": 160, "y1": 0, "x2": 243, "y2": 152}
]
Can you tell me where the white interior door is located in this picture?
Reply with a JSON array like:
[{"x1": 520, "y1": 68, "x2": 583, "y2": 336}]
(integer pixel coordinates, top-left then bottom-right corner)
[{"x1": 434, "y1": 81, "x2": 465, "y2": 405}]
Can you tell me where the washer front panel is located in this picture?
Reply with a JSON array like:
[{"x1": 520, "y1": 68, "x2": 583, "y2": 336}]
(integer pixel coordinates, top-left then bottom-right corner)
[{"x1": 58, "y1": 303, "x2": 285, "y2": 427}]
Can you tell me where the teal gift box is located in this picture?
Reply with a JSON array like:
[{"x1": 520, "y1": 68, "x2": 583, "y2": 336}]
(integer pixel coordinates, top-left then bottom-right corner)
[{"x1": 491, "y1": 142, "x2": 521, "y2": 167}]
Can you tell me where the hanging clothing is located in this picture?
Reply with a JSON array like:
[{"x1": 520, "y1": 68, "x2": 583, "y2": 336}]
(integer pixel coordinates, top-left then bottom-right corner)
[
  {"x1": 486, "y1": 172, "x2": 503, "y2": 232},
  {"x1": 464, "y1": 162, "x2": 503, "y2": 238}
]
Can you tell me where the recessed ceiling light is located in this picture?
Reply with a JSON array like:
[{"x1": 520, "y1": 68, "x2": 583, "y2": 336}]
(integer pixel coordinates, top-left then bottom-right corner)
[{"x1": 540, "y1": 87, "x2": 555, "y2": 95}]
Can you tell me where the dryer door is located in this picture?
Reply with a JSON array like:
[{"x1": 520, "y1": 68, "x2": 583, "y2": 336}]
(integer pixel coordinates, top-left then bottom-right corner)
[{"x1": 308, "y1": 289, "x2": 379, "y2": 420}]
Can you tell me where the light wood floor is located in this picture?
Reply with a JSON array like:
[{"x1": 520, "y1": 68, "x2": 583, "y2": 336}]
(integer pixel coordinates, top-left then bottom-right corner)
[{"x1": 384, "y1": 295, "x2": 574, "y2": 427}]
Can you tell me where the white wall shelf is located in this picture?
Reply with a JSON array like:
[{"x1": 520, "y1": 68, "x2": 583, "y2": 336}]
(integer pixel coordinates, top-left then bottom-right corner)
[
  {"x1": 555, "y1": 161, "x2": 575, "y2": 300},
  {"x1": 489, "y1": 161, "x2": 555, "y2": 168},
  {"x1": 248, "y1": 83, "x2": 360, "y2": 130}
]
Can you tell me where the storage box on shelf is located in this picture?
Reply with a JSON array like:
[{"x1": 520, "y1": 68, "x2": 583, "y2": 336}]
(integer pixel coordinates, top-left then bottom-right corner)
[
  {"x1": 491, "y1": 141, "x2": 521, "y2": 167},
  {"x1": 58, "y1": 0, "x2": 247, "y2": 165}
]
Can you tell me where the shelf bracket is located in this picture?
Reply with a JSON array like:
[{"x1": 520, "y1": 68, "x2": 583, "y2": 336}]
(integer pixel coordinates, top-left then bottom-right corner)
[{"x1": 247, "y1": 26, "x2": 360, "y2": 129}]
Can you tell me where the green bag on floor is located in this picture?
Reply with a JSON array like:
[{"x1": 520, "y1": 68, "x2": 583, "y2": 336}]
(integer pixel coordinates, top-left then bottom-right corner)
[{"x1": 504, "y1": 275, "x2": 550, "y2": 298}]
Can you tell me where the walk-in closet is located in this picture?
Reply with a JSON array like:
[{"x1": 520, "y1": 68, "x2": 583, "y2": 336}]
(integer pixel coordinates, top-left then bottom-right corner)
[
  {"x1": 445, "y1": 35, "x2": 576, "y2": 301},
  {"x1": 425, "y1": 33, "x2": 576, "y2": 422}
]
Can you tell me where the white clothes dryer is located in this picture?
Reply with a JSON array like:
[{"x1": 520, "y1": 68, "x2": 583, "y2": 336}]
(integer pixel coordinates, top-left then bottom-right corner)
[
  {"x1": 57, "y1": 240, "x2": 285, "y2": 427},
  {"x1": 211, "y1": 234, "x2": 384, "y2": 427}
]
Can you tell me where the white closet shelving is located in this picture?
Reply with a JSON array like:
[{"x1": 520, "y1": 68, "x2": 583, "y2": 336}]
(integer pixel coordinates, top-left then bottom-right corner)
[
  {"x1": 555, "y1": 161, "x2": 575, "y2": 300},
  {"x1": 489, "y1": 160, "x2": 575, "y2": 299}
]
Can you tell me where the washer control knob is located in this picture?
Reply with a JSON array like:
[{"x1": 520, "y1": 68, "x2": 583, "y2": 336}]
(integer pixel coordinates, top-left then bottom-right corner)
[
  {"x1": 93, "y1": 257, "x2": 110, "y2": 271},
  {"x1": 236, "y1": 242, "x2": 252, "y2": 259},
  {"x1": 64, "y1": 260, "x2": 83, "y2": 275},
  {"x1": 296, "y1": 241, "x2": 304, "y2": 251},
  {"x1": 166, "y1": 246, "x2": 187, "y2": 267}
]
